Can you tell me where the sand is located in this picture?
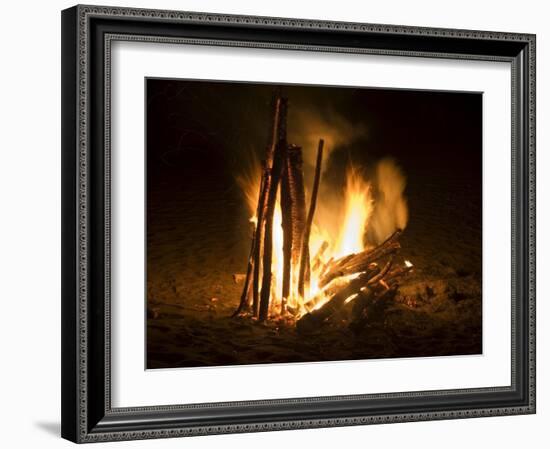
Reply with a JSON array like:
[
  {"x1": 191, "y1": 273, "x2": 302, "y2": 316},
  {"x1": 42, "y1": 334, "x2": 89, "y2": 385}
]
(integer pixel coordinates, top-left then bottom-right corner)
[{"x1": 146, "y1": 166, "x2": 482, "y2": 369}]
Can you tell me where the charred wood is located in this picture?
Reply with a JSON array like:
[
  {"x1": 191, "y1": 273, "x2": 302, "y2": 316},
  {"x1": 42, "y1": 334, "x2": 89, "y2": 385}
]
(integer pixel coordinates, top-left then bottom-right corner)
[
  {"x1": 251, "y1": 170, "x2": 268, "y2": 316},
  {"x1": 280, "y1": 144, "x2": 307, "y2": 303},
  {"x1": 233, "y1": 174, "x2": 267, "y2": 317},
  {"x1": 298, "y1": 139, "x2": 324, "y2": 297},
  {"x1": 297, "y1": 266, "x2": 379, "y2": 334},
  {"x1": 366, "y1": 257, "x2": 394, "y2": 286},
  {"x1": 259, "y1": 98, "x2": 288, "y2": 321},
  {"x1": 251, "y1": 96, "x2": 284, "y2": 317},
  {"x1": 311, "y1": 240, "x2": 329, "y2": 272},
  {"x1": 231, "y1": 226, "x2": 255, "y2": 317},
  {"x1": 349, "y1": 285, "x2": 398, "y2": 333},
  {"x1": 319, "y1": 229, "x2": 402, "y2": 287}
]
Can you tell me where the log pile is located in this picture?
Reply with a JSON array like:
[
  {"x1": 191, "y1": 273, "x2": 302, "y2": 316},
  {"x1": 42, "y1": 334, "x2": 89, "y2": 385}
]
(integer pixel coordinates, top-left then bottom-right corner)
[
  {"x1": 233, "y1": 93, "x2": 412, "y2": 329},
  {"x1": 234, "y1": 94, "x2": 323, "y2": 321},
  {"x1": 297, "y1": 232, "x2": 412, "y2": 334},
  {"x1": 318, "y1": 230, "x2": 402, "y2": 288}
]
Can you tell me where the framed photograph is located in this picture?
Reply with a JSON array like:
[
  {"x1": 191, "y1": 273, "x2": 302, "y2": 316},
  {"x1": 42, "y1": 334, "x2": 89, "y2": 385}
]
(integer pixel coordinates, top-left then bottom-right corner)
[{"x1": 61, "y1": 4, "x2": 536, "y2": 443}]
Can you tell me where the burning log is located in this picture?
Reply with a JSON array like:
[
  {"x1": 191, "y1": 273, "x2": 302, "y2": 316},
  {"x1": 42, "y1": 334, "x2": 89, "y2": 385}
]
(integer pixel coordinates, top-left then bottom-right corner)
[
  {"x1": 298, "y1": 139, "x2": 324, "y2": 297},
  {"x1": 259, "y1": 161, "x2": 284, "y2": 320},
  {"x1": 280, "y1": 158, "x2": 292, "y2": 310},
  {"x1": 297, "y1": 255, "x2": 410, "y2": 333},
  {"x1": 280, "y1": 144, "x2": 307, "y2": 306},
  {"x1": 247, "y1": 96, "x2": 285, "y2": 317},
  {"x1": 311, "y1": 240, "x2": 329, "y2": 273},
  {"x1": 319, "y1": 229, "x2": 402, "y2": 288},
  {"x1": 384, "y1": 262, "x2": 413, "y2": 285},
  {"x1": 233, "y1": 175, "x2": 267, "y2": 317},
  {"x1": 258, "y1": 98, "x2": 288, "y2": 321},
  {"x1": 297, "y1": 266, "x2": 380, "y2": 334},
  {"x1": 251, "y1": 172, "x2": 267, "y2": 316},
  {"x1": 366, "y1": 257, "x2": 393, "y2": 287},
  {"x1": 319, "y1": 256, "x2": 334, "y2": 279},
  {"x1": 303, "y1": 269, "x2": 369, "y2": 312},
  {"x1": 349, "y1": 284, "x2": 399, "y2": 333},
  {"x1": 347, "y1": 259, "x2": 412, "y2": 331},
  {"x1": 231, "y1": 236, "x2": 254, "y2": 317}
]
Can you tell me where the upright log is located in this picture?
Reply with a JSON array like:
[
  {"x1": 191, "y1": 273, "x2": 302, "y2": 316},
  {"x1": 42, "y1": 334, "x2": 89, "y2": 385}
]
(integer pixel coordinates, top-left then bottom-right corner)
[
  {"x1": 280, "y1": 145, "x2": 307, "y2": 304},
  {"x1": 233, "y1": 173, "x2": 266, "y2": 317},
  {"x1": 251, "y1": 96, "x2": 284, "y2": 317},
  {"x1": 298, "y1": 139, "x2": 324, "y2": 297},
  {"x1": 251, "y1": 171, "x2": 268, "y2": 316},
  {"x1": 280, "y1": 151, "x2": 293, "y2": 306},
  {"x1": 259, "y1": 98, "x2": 288, "y2": 321},
  {"x1": 232, "y1": 226, "x2": 256, "y2": 317},
  {"x1": 258, "y1": 156, "x2": 284, "y2": 321}
]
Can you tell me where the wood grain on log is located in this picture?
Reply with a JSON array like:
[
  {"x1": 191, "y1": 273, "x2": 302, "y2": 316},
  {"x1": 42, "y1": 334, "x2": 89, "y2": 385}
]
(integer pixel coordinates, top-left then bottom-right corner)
[
  {"x1": 232, "y1": 225, "x2": 256, "y2": 317},
  {"x1": 349, "y1": 285, "x2": 398, "y2": 333},
  {"x1": 319, "y1": 229, "x2": 402, "y2": 287},
  {"x1": 234, "y1": 173, "x2": 267, "y2": 317},
  {"x1": 280, "y1": 144, "x2": 307, "y2": 305},
  {"x1": 259, "y1": 98, "x2": 288, "y2": 321},
  {"x1": 297, "y1": 266, "x2": 379, "y2": 334},
  {"x1": 280, "y1": 147, "x2": 293, "y2": 306},
  {"x1": 251, "y1": 96, "x2": 284, "y2": 317},
  {"x1": 298, "y1": 139, "x2": 324, "y2": 297},
  {"x1": 251, "y1": 168, "x2": 269, "y2": 316}
]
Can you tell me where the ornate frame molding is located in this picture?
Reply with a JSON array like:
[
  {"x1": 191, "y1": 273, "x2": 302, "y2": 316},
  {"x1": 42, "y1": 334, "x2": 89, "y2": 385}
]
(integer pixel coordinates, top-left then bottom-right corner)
[{"x1": 61, "y1": 4, "x2": 536, "y2": 443}]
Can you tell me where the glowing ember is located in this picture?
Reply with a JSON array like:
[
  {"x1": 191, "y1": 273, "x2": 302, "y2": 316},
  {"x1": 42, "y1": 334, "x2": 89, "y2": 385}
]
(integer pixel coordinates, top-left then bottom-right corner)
[{"x1": 344, "y1": 293, "x2": 359, "y2": 304}]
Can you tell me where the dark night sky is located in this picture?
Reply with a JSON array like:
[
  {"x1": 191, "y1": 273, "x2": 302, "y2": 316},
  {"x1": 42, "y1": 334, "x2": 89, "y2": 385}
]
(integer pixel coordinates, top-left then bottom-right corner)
[
  {"x1": 146, "y1": 78, "x2": 482, "y2": 256},
  {"x1": 146, "y1": 78, "x2": 482, "y2": 189}
]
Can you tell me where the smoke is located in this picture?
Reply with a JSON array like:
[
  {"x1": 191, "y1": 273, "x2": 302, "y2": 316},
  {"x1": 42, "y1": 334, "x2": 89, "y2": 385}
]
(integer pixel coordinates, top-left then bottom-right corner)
[
  {"x1": 236, "y1": 149, "x2": 262, "y2": 215},
  {"x1": 237, "y1": 107, "x2": 407, "y2": 252},
  {"x1": 287, "y1": 108, "x2": 367, "y2": 171},
  {"x1": 368, "y1": 158, "x2": 409, "y2": 244}
]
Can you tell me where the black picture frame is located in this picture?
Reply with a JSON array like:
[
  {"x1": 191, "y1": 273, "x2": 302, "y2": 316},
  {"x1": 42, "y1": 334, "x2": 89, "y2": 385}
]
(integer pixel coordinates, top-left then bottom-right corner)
[{"x1": 61, "y1": 4, "x2": 536, "y2": 443}]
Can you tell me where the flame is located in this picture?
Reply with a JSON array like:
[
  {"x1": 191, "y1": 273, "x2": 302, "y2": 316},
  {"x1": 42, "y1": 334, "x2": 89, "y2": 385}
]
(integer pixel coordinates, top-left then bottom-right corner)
[
  {"x1": 272, "y1": 200, "x2": 284, "y2": 308},
  {"x1": 333, "y1": 168, "x2": 374, "y2": 258},
  {"x1": 237, "y1": 157, "x2": 407, "y2": 319},
  {"x1": 239, "y1": 173, "x2": 286, "y2": 310}
]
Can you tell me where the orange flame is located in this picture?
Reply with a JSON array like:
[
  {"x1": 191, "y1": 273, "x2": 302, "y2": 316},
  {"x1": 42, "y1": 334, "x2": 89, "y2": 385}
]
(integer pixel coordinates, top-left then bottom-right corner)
[
  {"x1": 238, "y1": 158, "x2": 406, "y2": 319},
  {"x1": 333, "y1": 167, "x2": 374, "y2": 258}
]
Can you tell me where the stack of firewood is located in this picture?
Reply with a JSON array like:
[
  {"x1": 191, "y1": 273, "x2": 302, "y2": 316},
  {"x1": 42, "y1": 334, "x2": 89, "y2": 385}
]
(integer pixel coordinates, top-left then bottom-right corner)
[
  {"x1": 233, "y1": 94, "x2": 411, "y2": 327},
  {"x1": 234, "y1": 94, "x2": 323, "y2": 321},
  {"x1": 297, "y1": 229, "x2": 413, "y2": 334}
]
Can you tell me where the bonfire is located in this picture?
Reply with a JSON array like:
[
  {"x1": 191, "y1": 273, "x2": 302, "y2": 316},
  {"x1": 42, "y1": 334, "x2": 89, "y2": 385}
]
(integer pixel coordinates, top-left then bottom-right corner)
[{"x1": 233, "y1": 95, "x2": 412, "y2": 333}]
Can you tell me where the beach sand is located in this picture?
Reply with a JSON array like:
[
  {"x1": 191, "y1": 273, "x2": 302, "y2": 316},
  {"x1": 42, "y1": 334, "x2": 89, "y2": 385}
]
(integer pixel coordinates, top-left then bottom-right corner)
[{"x1": 146, "y1": 166, "x2": 482, "y2": 369}]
